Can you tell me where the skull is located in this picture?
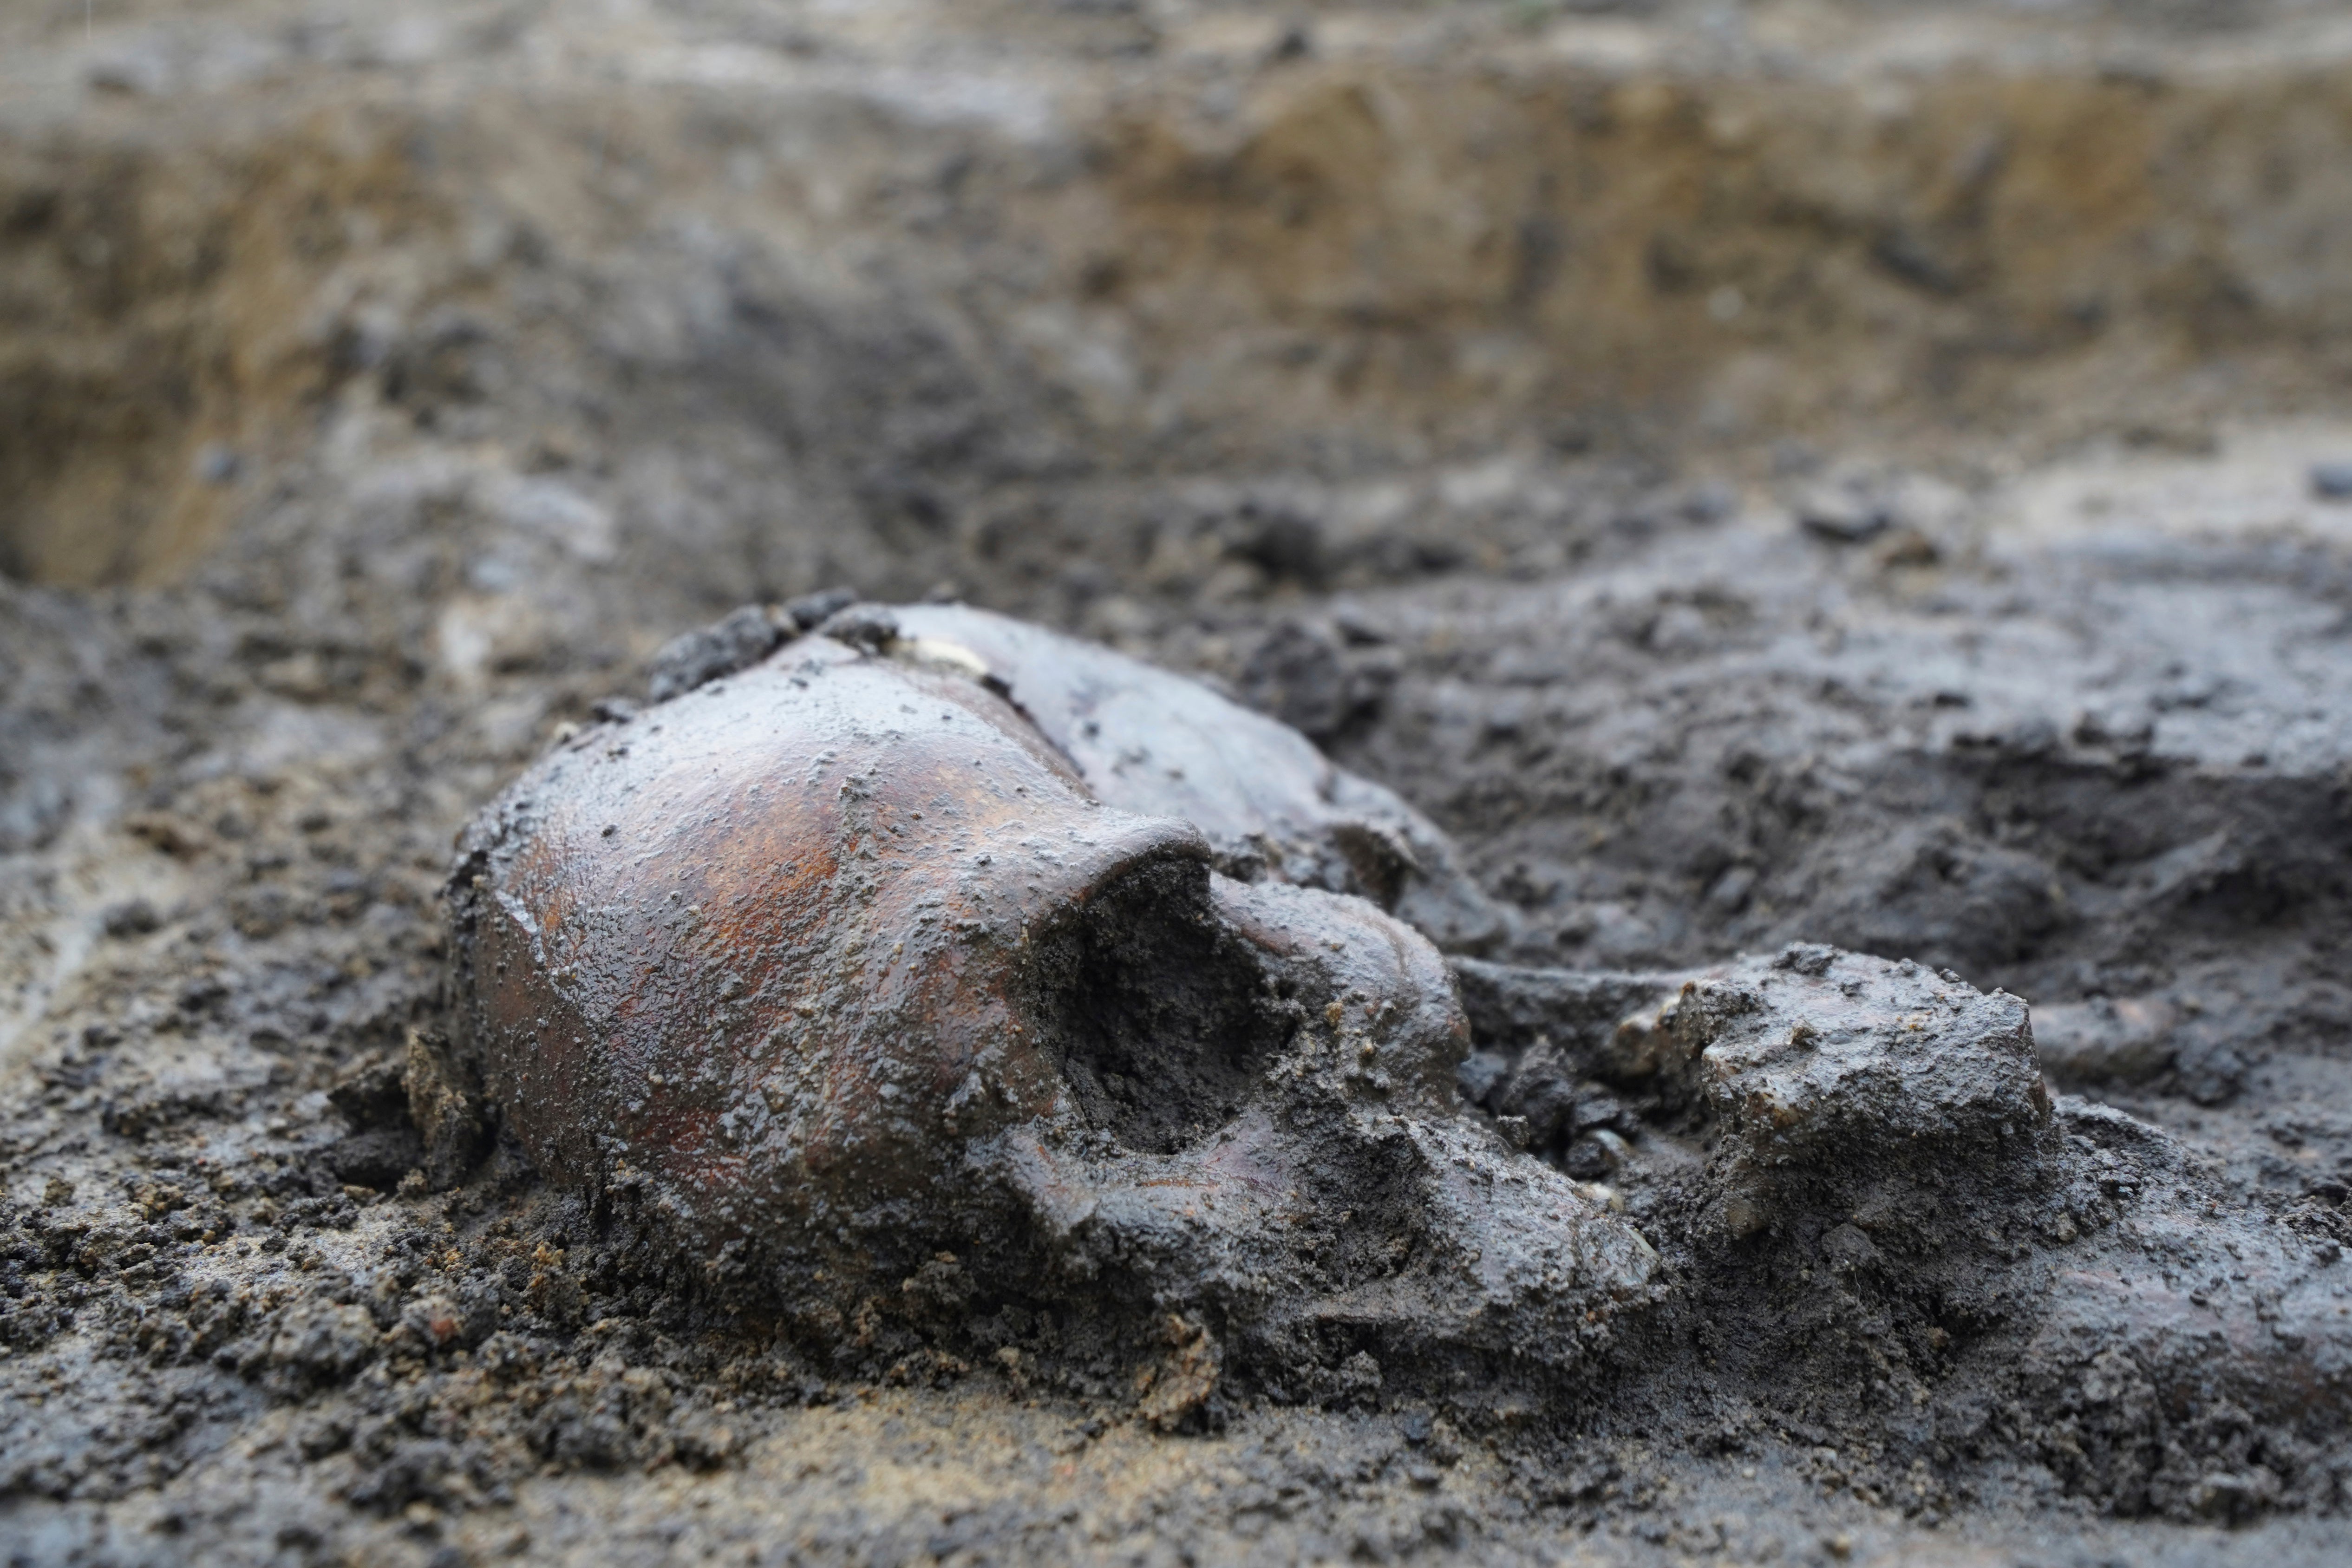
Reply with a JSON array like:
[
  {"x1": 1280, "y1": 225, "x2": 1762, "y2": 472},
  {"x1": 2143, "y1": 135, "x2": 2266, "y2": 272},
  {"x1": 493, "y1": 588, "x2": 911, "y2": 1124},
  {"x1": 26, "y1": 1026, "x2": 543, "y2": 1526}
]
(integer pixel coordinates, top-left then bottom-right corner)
[
  {"x1": 862, "y1": 603, "x2": 1509, "y2": 954},
  {"x1": 447, "y1": 608, "x2": 1657, "y2": 1407}
]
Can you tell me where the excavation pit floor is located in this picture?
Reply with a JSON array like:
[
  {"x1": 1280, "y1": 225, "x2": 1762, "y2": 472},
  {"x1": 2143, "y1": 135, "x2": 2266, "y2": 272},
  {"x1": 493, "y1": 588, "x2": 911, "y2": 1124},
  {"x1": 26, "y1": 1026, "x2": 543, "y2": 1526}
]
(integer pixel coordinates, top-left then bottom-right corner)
[{"x1": 5, "y1": 3, "x2": 2352, "y2": 1565}]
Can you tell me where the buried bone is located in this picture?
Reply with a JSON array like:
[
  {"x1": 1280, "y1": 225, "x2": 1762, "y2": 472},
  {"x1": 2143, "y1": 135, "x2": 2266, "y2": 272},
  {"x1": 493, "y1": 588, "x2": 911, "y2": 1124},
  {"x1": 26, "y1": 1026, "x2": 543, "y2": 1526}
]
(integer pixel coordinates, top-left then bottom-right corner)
[
  {"x1": 443, "y1": 605, "x2": 2352, "y2": 1437},
  {"x1": 445, "y1": 611, "x2": 1650, "y2": 1400},
  {"x1": 1584, "y1": 946, "x2": 2352, "y2": 1458},
  {"x1": 854, "y1": 602, "x2": 1509, "y2": 954}
]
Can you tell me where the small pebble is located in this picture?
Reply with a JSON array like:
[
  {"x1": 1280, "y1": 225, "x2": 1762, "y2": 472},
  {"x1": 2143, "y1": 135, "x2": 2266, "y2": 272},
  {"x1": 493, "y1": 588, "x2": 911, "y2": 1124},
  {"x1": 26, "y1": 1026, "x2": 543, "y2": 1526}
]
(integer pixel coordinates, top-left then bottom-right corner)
[
  {"x1": 101, "y1": 899, "x2": 160, "y2": 938},
  {"x1": 2311, "y1": 461, "x2": 2352, "y2": 500},
  {"x1": 1795, "y1": 485, "x2": 1891, "y2": 543}
]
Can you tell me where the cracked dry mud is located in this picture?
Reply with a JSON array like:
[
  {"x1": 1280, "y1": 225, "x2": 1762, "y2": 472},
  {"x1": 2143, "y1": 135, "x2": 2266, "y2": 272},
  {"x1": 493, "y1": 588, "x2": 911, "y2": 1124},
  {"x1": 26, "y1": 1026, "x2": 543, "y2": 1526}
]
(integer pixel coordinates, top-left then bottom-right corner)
[{"x1": 6, "y1": 1, "x2": 2352, "y2": 1565}]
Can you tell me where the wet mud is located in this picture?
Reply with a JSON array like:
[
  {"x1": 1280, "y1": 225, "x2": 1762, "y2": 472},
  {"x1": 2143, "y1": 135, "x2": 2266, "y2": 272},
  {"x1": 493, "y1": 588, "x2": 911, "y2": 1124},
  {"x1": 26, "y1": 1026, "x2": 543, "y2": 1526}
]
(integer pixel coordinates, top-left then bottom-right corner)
[{"x1": 4, "y1": 2, "x2": 2352, "y2": 1565}]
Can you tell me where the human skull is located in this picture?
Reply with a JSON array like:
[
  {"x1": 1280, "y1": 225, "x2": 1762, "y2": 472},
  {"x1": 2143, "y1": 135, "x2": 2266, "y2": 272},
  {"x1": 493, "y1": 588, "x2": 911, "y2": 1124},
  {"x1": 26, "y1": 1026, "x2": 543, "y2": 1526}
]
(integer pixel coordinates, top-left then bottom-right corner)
[
  {"x1": 861, "y1": 603, "x2": 1509, "y2": 954},
  {"x1": 447, "y1": 608, "x2": 1657, "y2": 1406}
]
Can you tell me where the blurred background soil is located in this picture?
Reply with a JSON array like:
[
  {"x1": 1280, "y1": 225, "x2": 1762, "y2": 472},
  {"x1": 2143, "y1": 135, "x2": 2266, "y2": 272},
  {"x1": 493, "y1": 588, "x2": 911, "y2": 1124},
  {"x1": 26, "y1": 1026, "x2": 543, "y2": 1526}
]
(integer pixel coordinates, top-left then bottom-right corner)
[{"x1": 4, "y1": 2, "x2": 2352, "y2": 1564}]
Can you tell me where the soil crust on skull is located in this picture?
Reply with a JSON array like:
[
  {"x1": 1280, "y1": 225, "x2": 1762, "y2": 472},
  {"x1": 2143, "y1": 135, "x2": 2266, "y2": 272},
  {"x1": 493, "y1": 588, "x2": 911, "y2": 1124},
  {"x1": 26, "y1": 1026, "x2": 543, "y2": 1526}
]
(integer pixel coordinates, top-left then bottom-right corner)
[{"x1": 6, "y1": 2, "x2": 2352, "y2": 1565}]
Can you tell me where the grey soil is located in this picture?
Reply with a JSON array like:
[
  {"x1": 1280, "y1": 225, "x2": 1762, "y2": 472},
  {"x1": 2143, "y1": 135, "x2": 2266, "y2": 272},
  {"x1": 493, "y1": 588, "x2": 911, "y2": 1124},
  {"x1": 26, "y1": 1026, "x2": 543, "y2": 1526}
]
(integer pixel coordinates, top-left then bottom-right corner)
[{"x1": 5, "y1": 2, "x2": 2352, "y2": 1565}]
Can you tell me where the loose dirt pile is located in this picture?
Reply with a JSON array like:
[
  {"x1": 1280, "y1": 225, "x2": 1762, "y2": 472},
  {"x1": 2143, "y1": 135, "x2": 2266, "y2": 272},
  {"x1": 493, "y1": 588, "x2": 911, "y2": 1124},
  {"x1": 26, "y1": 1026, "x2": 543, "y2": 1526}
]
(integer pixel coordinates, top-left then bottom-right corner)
[{"x1": 4, "y1": 2, "x2": 2352, "y2": 1564}]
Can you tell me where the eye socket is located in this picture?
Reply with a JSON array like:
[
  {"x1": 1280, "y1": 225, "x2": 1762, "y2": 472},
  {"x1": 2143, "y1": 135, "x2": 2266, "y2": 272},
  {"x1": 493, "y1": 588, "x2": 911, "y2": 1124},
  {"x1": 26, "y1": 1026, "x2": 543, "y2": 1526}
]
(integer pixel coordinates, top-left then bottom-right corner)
[{"x1": 1022, "y1": 852, "x2": 1292, "y2": 1154}]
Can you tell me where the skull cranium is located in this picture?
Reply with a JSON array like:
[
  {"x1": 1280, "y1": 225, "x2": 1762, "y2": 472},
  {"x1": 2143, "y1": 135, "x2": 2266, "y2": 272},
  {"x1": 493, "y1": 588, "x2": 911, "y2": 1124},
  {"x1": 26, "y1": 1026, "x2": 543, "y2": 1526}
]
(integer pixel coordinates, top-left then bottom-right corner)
[{"x1": 446, "y1": 608, "x2": 1658, "y2": 1407}]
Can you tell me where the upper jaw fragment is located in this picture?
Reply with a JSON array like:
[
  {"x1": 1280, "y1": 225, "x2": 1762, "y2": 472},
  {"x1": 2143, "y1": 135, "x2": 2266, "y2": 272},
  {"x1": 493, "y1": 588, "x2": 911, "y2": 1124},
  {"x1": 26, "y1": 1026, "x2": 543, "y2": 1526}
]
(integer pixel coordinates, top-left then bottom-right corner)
[{"x1": 972, "y1": 866, "x2": 1668, "y2": 1389}]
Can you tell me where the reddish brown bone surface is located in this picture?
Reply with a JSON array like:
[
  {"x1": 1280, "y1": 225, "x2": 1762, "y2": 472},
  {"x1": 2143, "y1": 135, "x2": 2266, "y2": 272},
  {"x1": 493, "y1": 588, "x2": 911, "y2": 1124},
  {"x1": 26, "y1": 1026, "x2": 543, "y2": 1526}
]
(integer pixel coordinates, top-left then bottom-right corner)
[{"x1": 467, "y1": 637, "x2": 1209, "y2": 1249}]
